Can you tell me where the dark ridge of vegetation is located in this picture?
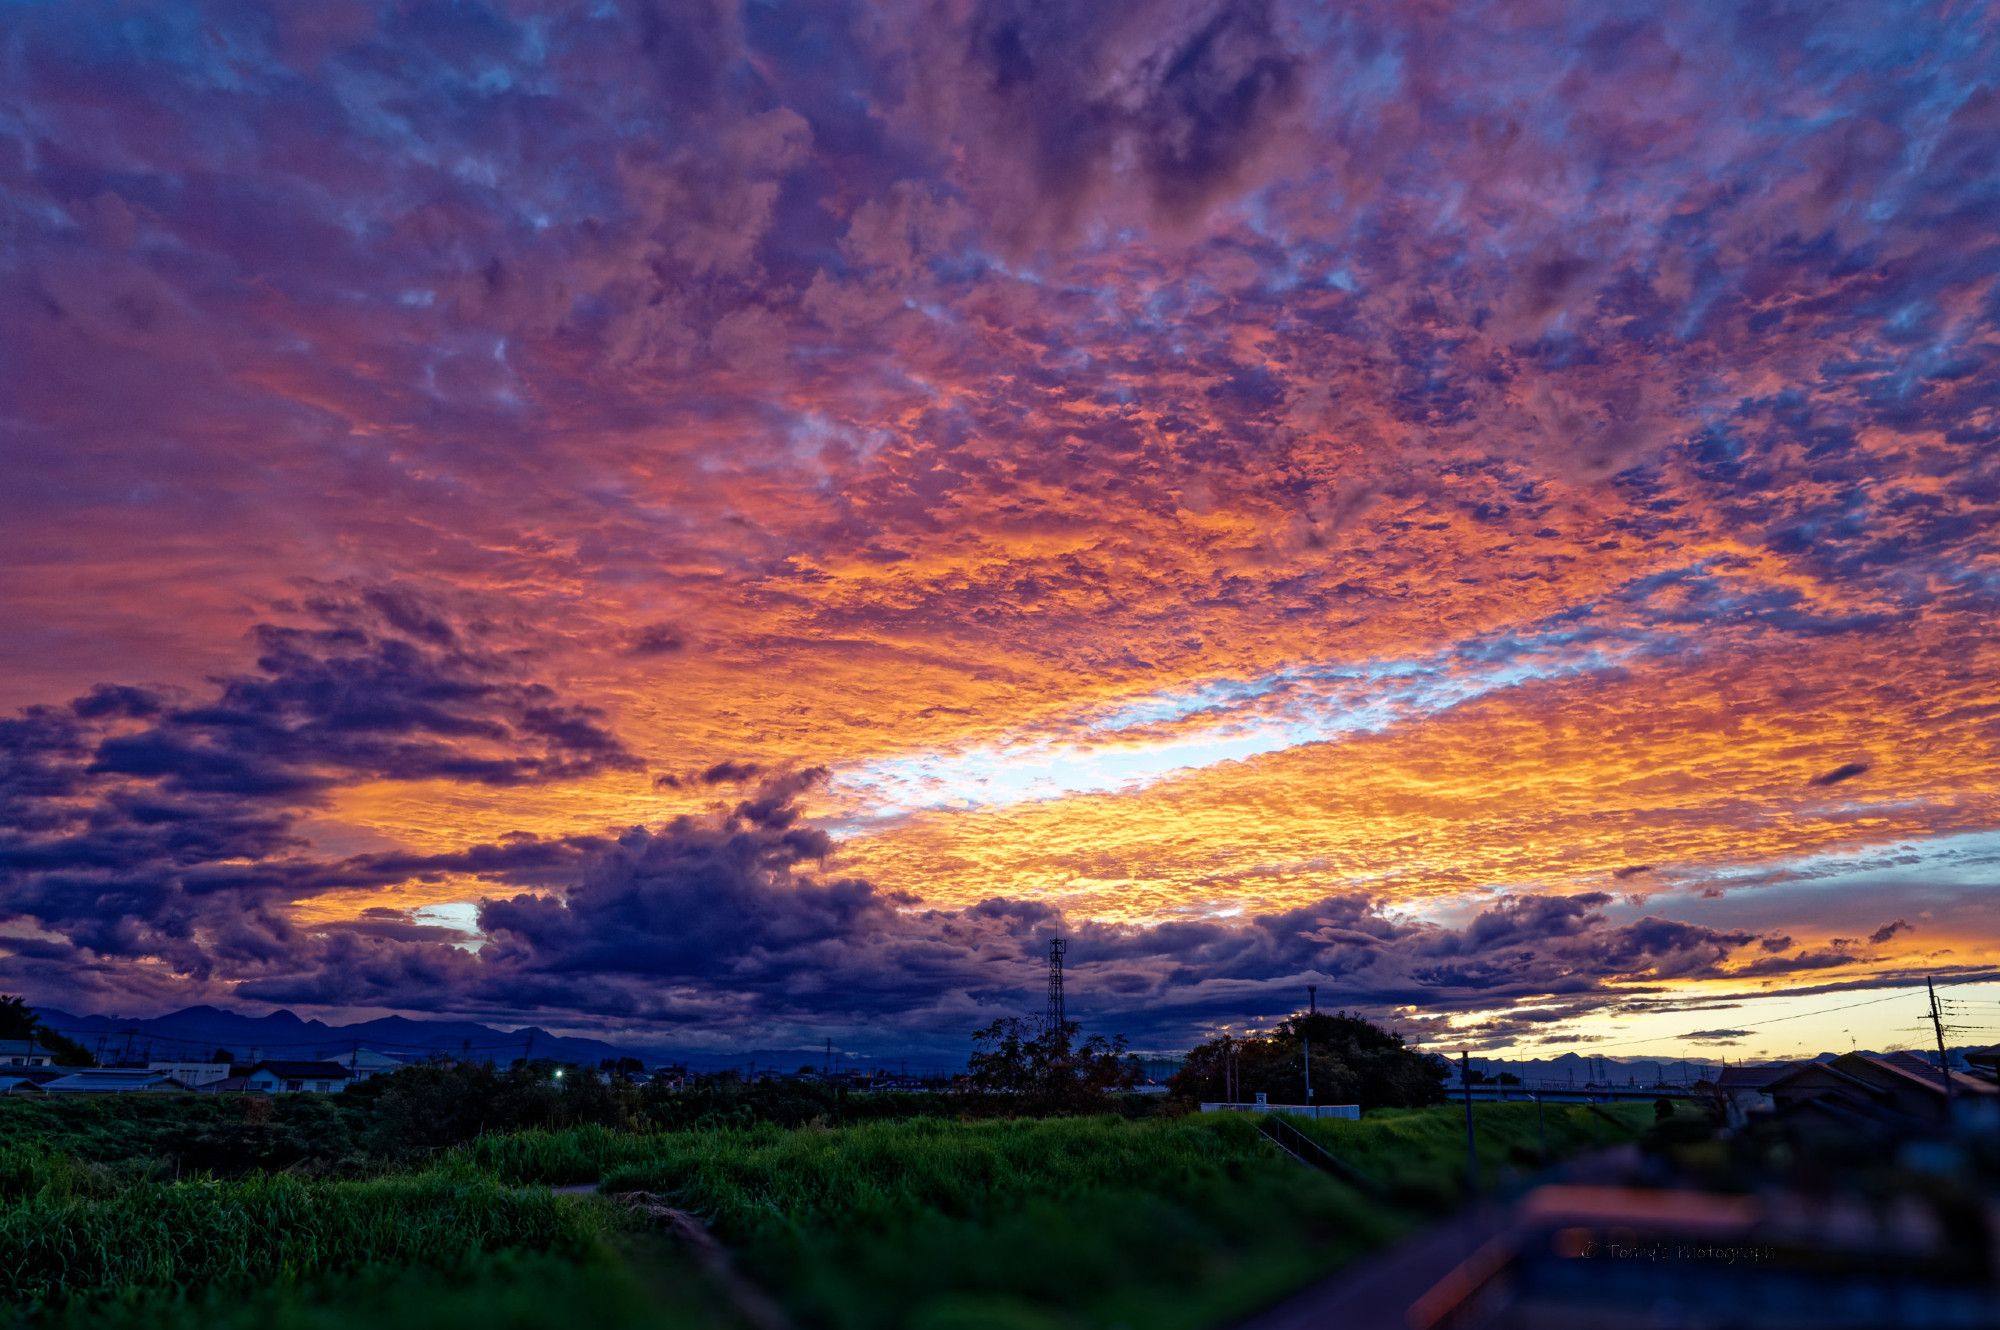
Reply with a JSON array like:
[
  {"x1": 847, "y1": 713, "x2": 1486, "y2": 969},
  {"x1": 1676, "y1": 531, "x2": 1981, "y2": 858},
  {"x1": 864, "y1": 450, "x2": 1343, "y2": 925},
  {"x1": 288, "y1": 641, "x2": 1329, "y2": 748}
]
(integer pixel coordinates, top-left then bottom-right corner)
[
  {"x1": 0, "y1": 1063, "x2": 1178, "y2": 1182},
  {"x1": 1171, "y1": 1010, "x2": 1450, "y2": 1109},
  {"x1": 0, "y1": 1094, "x2": 375, "y2": 1180},
  {"x1": 963, "y1": 1017, "x2": 1142, "y2": 1113}
]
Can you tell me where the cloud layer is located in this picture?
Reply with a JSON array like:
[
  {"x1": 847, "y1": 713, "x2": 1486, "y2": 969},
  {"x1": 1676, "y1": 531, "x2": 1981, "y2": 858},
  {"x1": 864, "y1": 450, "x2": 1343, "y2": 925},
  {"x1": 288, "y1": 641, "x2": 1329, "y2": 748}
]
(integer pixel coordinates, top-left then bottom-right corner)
[{"x1": 1, "y1": 0, "x2": 1996, "y2": 1051}]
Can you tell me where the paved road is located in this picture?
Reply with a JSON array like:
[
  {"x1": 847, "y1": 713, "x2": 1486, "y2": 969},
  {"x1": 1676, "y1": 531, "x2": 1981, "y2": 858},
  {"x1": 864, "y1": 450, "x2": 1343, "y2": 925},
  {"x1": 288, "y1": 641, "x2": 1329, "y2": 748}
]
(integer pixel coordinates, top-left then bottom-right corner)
[
  {"x1": 1231, "y1": 1205, "x2": 1505, "y2": 1330},
  {"x1": 1232, "y1": 1145, "x2": 1643, "y2": 1330}
]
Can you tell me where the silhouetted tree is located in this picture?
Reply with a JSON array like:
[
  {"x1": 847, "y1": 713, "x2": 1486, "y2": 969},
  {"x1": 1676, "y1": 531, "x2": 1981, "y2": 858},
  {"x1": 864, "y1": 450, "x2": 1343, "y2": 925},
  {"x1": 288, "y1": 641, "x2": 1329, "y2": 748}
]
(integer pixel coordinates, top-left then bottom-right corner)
[
  {"x1": 1171, "y1": 1010, "x2": 1447, "y2": 1109},
  {"x1": 0, "y1": 995, "x2": 94, "y2": 1065},
  {"x1": 967, "y1": 1018, "x2": 1142, "y2": 1113}
]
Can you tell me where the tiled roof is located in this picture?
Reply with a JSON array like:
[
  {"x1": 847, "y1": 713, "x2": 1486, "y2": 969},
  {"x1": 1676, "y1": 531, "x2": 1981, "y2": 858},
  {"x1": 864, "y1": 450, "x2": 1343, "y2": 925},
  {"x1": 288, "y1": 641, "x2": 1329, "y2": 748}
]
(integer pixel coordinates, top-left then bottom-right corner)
[{"x1": 248, "y1": 1060, "x2": 352, "y2": 1079}]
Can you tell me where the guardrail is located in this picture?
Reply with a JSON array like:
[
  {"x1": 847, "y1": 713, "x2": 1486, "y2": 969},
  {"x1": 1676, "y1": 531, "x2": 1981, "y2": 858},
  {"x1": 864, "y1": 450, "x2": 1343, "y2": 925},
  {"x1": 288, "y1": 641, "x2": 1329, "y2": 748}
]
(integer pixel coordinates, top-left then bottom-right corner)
[
  {"x1": 1255, "y1": 1114, "x2": 1388, "y2": 1199},
  {"x1": 1200, "y1": 1100, "x2": 1360, "y2": 1119}
]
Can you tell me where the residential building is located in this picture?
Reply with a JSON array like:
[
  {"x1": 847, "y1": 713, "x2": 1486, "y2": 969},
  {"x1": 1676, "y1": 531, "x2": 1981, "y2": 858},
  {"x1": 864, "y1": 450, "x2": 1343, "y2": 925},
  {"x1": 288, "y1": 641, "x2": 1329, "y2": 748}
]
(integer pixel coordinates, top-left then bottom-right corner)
[
  {"x1": 242, "y1": 1060, "x2": 352, "y2": 1093},
  {"x1": 42, "y1": 1069, "x2": 190, "y2": 1094},
  {"x1": 147, "y1": 1060, "x2": 232, "y2": 1087},
  {"x1": 1713, "y1": 1063, "x2": 1791, "y2": 1129},
  {"x1": 0, "y1": 1039, "x2": 54, "y2": 1069},
  {"x1": 343, "y1": 1048, "x2": 404, "y2": 1079},
  {"x1": 1757, "y1": 1051, "x2": 1997, "y2": 1136}
]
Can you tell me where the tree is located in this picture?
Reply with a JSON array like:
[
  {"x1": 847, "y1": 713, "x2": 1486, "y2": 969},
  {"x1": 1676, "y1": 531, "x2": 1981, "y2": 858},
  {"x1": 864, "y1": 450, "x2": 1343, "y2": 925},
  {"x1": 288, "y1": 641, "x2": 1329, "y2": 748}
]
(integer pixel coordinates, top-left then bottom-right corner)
[
  {"x1": 1170, "y1": 1009, "x2": 1447, "y2": 1109},
  {"x1": 967, "y1": 1018, "x2": 1141, "y2": 1113},
  {"x1": 0, "y1": 995, "x2": 94, "y2": 1066},
  {"x1": 213, "y1": 1048, "x2": 238, "y2": 1065}
]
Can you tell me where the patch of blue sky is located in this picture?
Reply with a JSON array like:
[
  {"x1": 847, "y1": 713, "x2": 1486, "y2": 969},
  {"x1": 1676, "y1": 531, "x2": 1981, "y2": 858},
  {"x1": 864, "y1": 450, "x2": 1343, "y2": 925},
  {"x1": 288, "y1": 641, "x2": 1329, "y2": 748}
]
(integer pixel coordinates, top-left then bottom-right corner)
[
  {"x1": 835, "y1": 626, "x2": 1645, "y2": 819},
  {"x1": 411, "y1": 901, "x2": 485, "y2": 953},
  {"x1": 1666, "y1": 829, "x2": 2000, "y2": 896}
]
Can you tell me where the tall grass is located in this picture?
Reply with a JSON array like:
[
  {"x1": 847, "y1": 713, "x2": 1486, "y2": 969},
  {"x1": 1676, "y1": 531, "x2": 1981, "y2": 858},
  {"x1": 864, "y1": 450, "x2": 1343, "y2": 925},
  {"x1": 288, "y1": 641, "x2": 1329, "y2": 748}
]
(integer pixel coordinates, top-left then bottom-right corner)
[
  {"x1": 1291, "y1": 1100, "x2": 1652, "y2": 1203},
  {"x1": 0, "y1": 1171, "x2": 603, "y2": 1311},
  {"x1": 593, "y1": 1114, "x2": 1401, "y2": 1330},
  {"x1": 42, "y1": 1247, "x2": 740, "y2": 1330},
  {"x1": 454, "y1": 1123, "x2": 657, "y2": 1185}
]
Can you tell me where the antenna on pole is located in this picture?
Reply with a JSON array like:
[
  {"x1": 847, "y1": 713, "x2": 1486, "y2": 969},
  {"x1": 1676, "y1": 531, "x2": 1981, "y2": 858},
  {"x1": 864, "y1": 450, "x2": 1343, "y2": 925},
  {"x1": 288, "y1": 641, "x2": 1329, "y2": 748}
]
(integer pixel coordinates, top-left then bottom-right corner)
[
  {"x1": 1046, "y1": 908, "x2": 1067, "y2": 1037},
  {"x1": 1927, "y1": 976, "x2": 1955, "y2": 1123}
]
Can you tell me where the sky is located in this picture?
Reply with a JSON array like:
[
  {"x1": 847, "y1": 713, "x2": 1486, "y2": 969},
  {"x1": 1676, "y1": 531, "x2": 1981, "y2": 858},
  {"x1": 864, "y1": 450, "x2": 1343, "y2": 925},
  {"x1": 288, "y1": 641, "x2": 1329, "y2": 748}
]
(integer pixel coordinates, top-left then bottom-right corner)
[{"x1": 2, "y1": 0, "x2": 1997, "y2": 1063}]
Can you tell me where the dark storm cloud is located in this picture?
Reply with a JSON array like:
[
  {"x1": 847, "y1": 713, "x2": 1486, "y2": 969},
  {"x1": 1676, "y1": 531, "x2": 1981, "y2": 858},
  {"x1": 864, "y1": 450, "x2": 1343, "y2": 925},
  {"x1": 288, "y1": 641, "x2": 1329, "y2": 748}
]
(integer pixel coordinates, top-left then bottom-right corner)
[
  {"x1": 1810, "y1": 761, "x2": 1872, "y2": 787},
  {"x1": 218, "y1": 783, "x2": 1809, "y2": 1047},
  {"x1": 626, "y1": 625, "x2": 687, "y2": 657},
  {"x1": 0, "y1": 586, "x2": 635, "y2": 974},
  {"x1": 1680, "y1": 1029, "x2": 1752, "y2": 1042},
  {"x1": 84, "y1": 618, "x2": 636, "y2": 796},
  {"x1": 1867, "y1": 919, "x2": 1911, "y2": 945},
  {"x1": 907, "y1": 0, "x2": 1303, "y2": 247}
]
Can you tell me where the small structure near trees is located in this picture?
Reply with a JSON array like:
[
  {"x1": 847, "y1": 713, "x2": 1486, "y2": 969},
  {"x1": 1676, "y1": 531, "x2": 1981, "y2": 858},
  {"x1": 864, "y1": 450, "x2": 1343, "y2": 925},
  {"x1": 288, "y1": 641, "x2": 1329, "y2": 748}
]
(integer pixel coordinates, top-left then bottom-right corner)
[{"x1": 1172, "y1": 1010, "x2": 1448, "y2": 1110}]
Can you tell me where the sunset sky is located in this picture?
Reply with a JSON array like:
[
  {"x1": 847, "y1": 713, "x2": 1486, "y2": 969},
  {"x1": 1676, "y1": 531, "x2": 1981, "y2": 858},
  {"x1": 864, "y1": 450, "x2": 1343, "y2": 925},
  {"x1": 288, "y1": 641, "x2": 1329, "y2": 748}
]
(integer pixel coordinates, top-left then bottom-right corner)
[{"x1": 3, "y1": 0, "x2": 1997, "y2": 1061}]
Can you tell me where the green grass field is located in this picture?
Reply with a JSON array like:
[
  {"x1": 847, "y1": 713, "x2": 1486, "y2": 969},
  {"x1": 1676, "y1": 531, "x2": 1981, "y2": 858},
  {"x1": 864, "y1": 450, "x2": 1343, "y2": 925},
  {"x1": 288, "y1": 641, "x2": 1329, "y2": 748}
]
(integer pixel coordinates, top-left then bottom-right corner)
[
  {"x1": 0, "y1": 1098, "x2": 1661, "y2": 1330},
  {"x1": 588, "y1": 1114, "x2": 1404, "y2": 1330},
  {"x1": 1292, "y1": 1101, "x2": 1653, "y2": 1203}
]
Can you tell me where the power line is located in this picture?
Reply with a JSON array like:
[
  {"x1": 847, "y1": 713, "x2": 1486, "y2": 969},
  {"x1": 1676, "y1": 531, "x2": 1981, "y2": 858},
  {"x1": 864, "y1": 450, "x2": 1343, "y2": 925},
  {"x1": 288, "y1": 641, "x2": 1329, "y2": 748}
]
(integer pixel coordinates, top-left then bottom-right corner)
[{"x1": 1577, "y1": 987, "x2": 1925, "y2": 1054}]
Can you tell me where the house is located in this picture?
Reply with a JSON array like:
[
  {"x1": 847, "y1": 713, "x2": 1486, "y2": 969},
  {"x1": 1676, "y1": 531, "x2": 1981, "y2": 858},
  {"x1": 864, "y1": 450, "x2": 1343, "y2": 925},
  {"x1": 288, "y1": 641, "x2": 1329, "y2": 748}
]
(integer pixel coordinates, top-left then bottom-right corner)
[
  {"x1": 1713, "y1": 1063, "x2": 1792, "y2": 1129},
  {"x1": 241, "y1": 1060, "x2": 352, "y2": 1093},
  {"x1": 199, "y1": 1075, "x2": 255, "y2": 1093},
  {"x1": 41, "y1": 1069, "x2": 190, "y2": 1094},
  {"x1": 1757, "y1": 1051, "x2": 1996, "y2": 1137},
  {"x1": 147, "y1": 1061, "x2": 233, "y2": 1087},
  {"x1": 344, "y1": 1048, "x2": 404, "y2": 1079},
  {"x1": 0, "y1": 1039, "x2": 54, "y2": 1069},
  {"x1": 1964, "y1": 1045, "x2": 1999, "y2": 1085}
]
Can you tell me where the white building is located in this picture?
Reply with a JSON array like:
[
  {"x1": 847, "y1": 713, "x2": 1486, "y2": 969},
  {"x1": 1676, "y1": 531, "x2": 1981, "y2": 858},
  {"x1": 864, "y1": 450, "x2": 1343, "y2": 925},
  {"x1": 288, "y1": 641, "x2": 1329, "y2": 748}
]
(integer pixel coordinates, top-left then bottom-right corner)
[
  {"x1": 147, "y1": 1061, "x2": 233, "y2": 1087},
  {"x1": 42, "y1": 1069, "x2": 189, "y2": 1094},
  {"x1": 242, "y1": 1060, "x2": 352, "y2": 1093},
  {"x1": 345, "y1": 1048, "x2": 405, "y2": 1079},
  {"x1": 0, "y1": 1039, "x2": 54, "y2": 1068}
]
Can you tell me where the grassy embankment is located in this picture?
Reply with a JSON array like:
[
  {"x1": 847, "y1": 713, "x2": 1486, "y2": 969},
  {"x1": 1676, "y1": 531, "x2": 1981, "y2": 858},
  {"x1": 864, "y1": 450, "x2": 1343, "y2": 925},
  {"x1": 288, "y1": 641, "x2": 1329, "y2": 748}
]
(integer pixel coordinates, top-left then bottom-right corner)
[
  {"x1": 1, "y1": 1099, "x2": 1657, "y2": 1330},
  {"x1": 1292, "y1": 1100, "x2": 1654, "y2": 1202}
]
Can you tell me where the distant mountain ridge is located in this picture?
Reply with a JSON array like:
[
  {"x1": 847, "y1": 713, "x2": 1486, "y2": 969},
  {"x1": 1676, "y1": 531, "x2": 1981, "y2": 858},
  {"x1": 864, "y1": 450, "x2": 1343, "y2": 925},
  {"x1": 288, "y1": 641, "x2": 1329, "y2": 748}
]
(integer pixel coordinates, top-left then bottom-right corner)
[{"x1": 39, "y1": 1004, "x2": 639, "y2": 1068}]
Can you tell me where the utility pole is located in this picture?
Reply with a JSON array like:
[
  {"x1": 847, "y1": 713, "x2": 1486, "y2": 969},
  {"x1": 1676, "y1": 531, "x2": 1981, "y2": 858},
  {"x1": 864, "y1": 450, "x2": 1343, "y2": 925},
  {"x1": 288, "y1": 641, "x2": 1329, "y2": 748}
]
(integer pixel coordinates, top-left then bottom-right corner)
[
  {"x1": 1046, "y1": 917, "x2": 1067, "y2": 1038},
  {"x1": 1460, "y1": 1051, "x2": 1479, "y2": 1193},
  {"x1": 1927, "y1": 977, "x2": 1955, "y2": 1123},
  {"x1": 1302, "y1": 987, "x2": 1314, "y2": 1104}
]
